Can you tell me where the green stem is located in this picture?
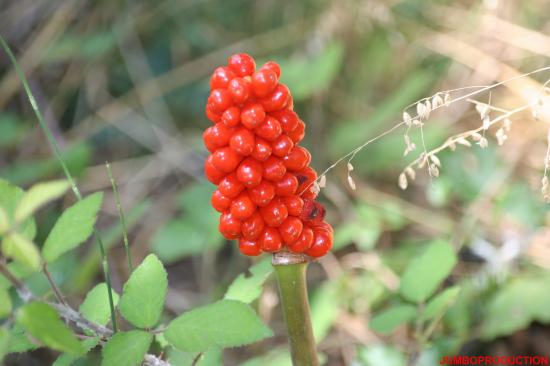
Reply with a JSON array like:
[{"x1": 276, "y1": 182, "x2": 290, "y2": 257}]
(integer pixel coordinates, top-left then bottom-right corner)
[{"x1": 273, "y1": 253, "x2": 319, "y2": 366}]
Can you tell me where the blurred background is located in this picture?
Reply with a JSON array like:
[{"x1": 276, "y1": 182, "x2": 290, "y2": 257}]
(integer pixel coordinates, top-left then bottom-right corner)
[{"x1": 1, "y1": 0, "x2": 550, "y2": 365}]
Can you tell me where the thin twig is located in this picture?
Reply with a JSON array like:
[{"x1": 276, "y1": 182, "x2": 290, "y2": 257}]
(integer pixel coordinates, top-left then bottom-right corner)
[{"x1": 43, "y1": 263, "x2": 67, "y2": 306}]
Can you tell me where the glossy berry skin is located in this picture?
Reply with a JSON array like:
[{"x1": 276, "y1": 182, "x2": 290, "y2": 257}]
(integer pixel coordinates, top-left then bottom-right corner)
[
  {"x1": 259, "y1": 227, "x2": 283, "y2": 252},
  {"x1": 218, "y1": 173, "x2": 244, "y2": 198},
  {"x1": 288, "y1": 226, "x2": 314, "y2": 253},
  {"x1": 230, "y1": 193, "x2": 256, "y2": 220},
  {"x1": 241, "y1": 212, "x2": 265, "y2": 240},
  {"x1": 248, "y1": 181, "x2": 275, "y2": 207},
  {"x1": 252, "y1": 68, "x2": 278, "y2": 97},
  {"x1": 211, "y1": 147, "x2": 242, "y2": 173},
  {"x1": 239, "y1": 238, "x2": 261, "y2": 256},
  {"x1": 261, "y1": 84, "x2": 290, "y2": 112},
  {"x1": 283, "y1": 146, "x2": 311, "y2": 172},
  {"x1": 203, "y1": 124, "x2": 234, "y2": 152},
  {"x1": 221, "y1": 107, "x2": 241, "y2": 127},
  {"x1": 300, "y1": 199, "x2": 326, "y2": 224},
  {"x1": 261, "y1": 61, "x2": 281, "y2": 78},
  {"x1": 262, "y1": 156, "x2": 286, "y2": 181},
  {"x1": 241, "y1": 103, "x2": 266, "y2": 129},
  {"x1": 255, "y1": 116, "x2": 282, "y2": 141},
  {"x1": 282, "y1": 195, "x2": 304, "y2": 216},
  {"x1": 279, "y1": 217, "x2": 303, "y2": 244},
  {"x1": 228, "y1": 78, "x2": 251, "y2": 104},
  {"x1": 208, "y1": 89, "x2": 233, "y2": 113},
  {"x1": 305, "y1": 227, "x2": 333, "y2": 258},
  {"x1": 288, "y1": 120, "x2": 305, "y2": 143},
  {"x1": 228, "y1": 53, "x2": 256, "y2": 77},
  {"x1": 211, "y1": 189, "x2": 232, "y2": 212},
  {"x1": 230, "y1": 128, "x2": 255, "y2": 156},
  {"x1": 296, "y1": 167, "x2": 318, "y2": 195},
  {"x1": 271, "y1": 134, "x2": 294, "y2": 157},
  {"x1": 251, "y1": 138, "x2": 272, "y2": 161},
  {"x1": 204, "y1": 155, "x2": 226, "y2": 184},
  {"x1": 210, "y1": 66, "x2": 236, "y2": 90},
  {"x1": 271, "y1": 109, "x2": 299, "y2": 133},
  {"x1": 236, "y1": 158, "x2": 263, "y2": 187},
  {"x1": 219, "y1": 212, "x2": 242, "y2": 240},
  {"x1": 205, "y1": 104, "x2": 221, "y2": 123},
  {"x1": 260, "y1": 199, "x2": 288, "y2": 227},
  {"x1": 274, "y1": 173, "x2": 298, "y2": 197}
]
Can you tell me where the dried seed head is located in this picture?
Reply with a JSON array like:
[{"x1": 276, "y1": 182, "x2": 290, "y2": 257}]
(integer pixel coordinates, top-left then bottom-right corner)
[
  {"x1": 429, "y1": 164, "x2": 440, "y2": 177},
  {"x1": 412, "y1": 119, "x2": 422, "y2": 126},
  {"x1": 405, "y1": 167, "x2": 416, "y2": 180},
  {"x1": 347, "y1": 175, "x2": 356, "y2": 190},
  {"x1": 311, "y1": 182, "x2": 321, "y2": 195},
  {"x1": 319, "y1": 175, "x2": 327, "y2": 188},
  {"x1": 470, "y1": 132, "x2": 483, "y2": 141},
  {"x1": 398, "y1": 173, "x2": 408, "y2": 190},
  {"x1": 476, "y1": 103, "x2": 490, "y2": 120},
  {"x1": 417, "y1": 152, "x2": 428, "y2": 169},
  {"x1": 504, "y1": 118, "x2": 512, "y2": 131},
  {"x1": 430, "y1": 154, "x2": 441, "y2": 167},
  {"x1": 495, "y1": 128, "x2": 507, "y2": 146},
  {"x1": 457, "y1": 138, "x2": 472, "y2": 147},
  {"x1": 449, "y1": 141, "x2": 457, "y2": 151},
  {"x1": 347, "y1": 162, "x2": 354, "y2": 172},
  {"x1": 482, "y1": 116, "x2": 491, "y2": 130},
  {"x1": 478, "y1": 137, "x2": 488, "y2": 149},
  {"x1": 403, "y1": 111, "x2": 412, "y2": 127},
  {"x1": 444, "y1": 93, "x2": 451, "y2": 106},
  {"x1": 432, "y1": 94, "x2": 443, "y2": 109},
  {"x1": 417, "y1": 101, "x2": 430, "y2": 120}
]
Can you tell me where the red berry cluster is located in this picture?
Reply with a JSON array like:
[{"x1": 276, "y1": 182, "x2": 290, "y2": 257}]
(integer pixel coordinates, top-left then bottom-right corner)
[{"x1": 203, "y1": 53, "x2": 333, "y2": 258}]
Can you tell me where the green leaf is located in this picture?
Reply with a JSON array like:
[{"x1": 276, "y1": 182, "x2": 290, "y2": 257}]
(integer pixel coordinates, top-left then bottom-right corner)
[
  {"x1": 224, "y1": 258, "x2": 272, "y2": 304},
  {"x1": 0, "y1": 207, "x2": 8, "y2": 234},
  {"x1": 7, "y1": 324, "x2": 36, "y2": 353},
  {"x1": 0, "y1": 327, "x2": 8, "y2": 362},
  {"x1": 42, "y1": 192, "x2": 103, "y2": 263},
  {"x1": 17, "y1": 302, "x2": 83, "y2": 354},
  {"x1": 423, "y1": 286, "x2": 460, "y2": 321},
  {"x1": 2, "y1": 233, "x2": 41, "y2": 271},
  {"x1": 399, "y1": 240, "x2": 457, "y2": 303},
  {"x1": 0, "y1": 288, "x2": 12, "y2": 318},
  {"x1": 53, "y1": 337, "x2": 100, "y2": 366},
  {"x1": 101, "y1": 330, "x2": 152, "y2": 366},
  {"x1": 0, "y1": 179, "x2": 36, "y2": 240},
  {"x1": 358, "y1": 344, "x2": 406, "y2": 366},
  {"x1": 118, "y1": 254, "x2": 167, "y2": 328},
  {"x1": 15, "y1": 180, "x2": 70, "y2": 222},
  {"x1": 369, "y1": 304, "x2": 417, "y2": 334},
  {"x1": 165, "y1": 299, "x2": 273, "y2": 352},
  {"x1": 481, "y1": 275, "x2": 550, "y2": 339},
  {"x1": 80, "y1": 283, "x2": 120, "y2": 326}
]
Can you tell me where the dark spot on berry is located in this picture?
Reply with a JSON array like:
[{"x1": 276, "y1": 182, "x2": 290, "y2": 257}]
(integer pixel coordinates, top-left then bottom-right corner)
[{"x1": 296, "y1": 174, "x2": 308, "y2": 184}]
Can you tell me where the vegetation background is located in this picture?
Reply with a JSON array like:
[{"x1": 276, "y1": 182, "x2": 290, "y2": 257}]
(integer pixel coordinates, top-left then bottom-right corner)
[{"x1": 1, "y1": 0, "x2": 550, "y2": 365}]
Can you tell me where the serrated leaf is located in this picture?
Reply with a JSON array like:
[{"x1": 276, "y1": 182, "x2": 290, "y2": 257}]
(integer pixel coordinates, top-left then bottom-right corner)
[
  {"x1": 15, "y1": 180, "x2": 70, "y2": 222},
  {"x1": 399, "y1": 240, "x2": 457, "y2": 303},
  {"x1": 80, "y1": 283, "x2": 120, "y2": 326},
  {"x1": 53, "y1": 337, "x2": 100, "y2": 366},
  {"x1": 118, "y1": 254, "x2": 167, "y2": 328},
  {"x1": 224, "y1": 258, "x2": 272, "y2": 304},
  {"x1": 369, "y1": 304, "x2": 417, "y2": 334},
  {"x1": 17, "y1": 302, "x2": 83, "y2": 354},
  {"x1": 2, "y1": 233, "x2": 41, "y2": 271},
  {"x1": 423, "y1": 286, "x2": 460, "y2": 321},
  {"x1": 0, "y1": 288, "x2": 12, "y2": 318},
  {"x1": 101, "y1": 330, "x2": 152, "y2": 366},
  {"x1": 165, "y1": 299, "x2": 273, "y2": 352},
  {"x1": 42, "y1": 192, "x2": 103, "y2": 263}
]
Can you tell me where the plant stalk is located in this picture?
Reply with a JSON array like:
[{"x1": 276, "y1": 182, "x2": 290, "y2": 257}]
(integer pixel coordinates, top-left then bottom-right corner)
[{"x1": 273, "y1": 252, "x2": 319, "y2": 366}]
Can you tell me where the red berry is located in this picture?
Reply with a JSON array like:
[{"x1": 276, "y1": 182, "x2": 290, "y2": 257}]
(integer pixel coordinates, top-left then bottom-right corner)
[
  {"x1": 228, "y1": 53, "x2": 256, "y2": 77},
  {"x1": 211, "y1": 147, "x2": 242, "y2": 173},
  {"x1": 230, "y1": 128, "x2": 255, "y2": 156},
  {"x1": 255, "y1": 116, "x2": 282, "y2": 141},
  {"x1": 259, "y1": 227, "x2": 283, "y2": 252},
  {"x1": 241, "y1": 212, "x2": 265, "y2": 240},
  {"x1": 230, "y1": 193, "x2": 256, "y2": 220},
  {"x1": 210, "y1": 66, "x2": 236, "y2": 90},
  {"x1": 282, "y1": 195, "x2": 304, "y2": 216},
  {"x1": 306, "y1": 228, "x2": 333, "y2": 258},
  {"x1": 288, "y1": 227, "x2": 314, "y2": 253},
  {"x1": 219, "y1": 212, "x2": 242, "y2": 240},
  {"x1": 239, "y1": 238, "x2": 261, "y2": 256},
  {"x1": 271, "y1": 134, "x2": 294, "y2": 157},
  {"x1": 241, "y1": 103, "x2": 266, "y2": 129},
  {"x1": 260, "y1": 84, "x2": 290, "y2": 112},
  {"x1": 300, "y1": 200, "x2": 326, "y2": 224},
  {"x1": 208, "y1": 89, "x2": 233, "y2": 113},
  {"x1": 205, "y1": 103, "x2": 221, "y2": 123},
  {"x1": 251, "y1": 138, "x2": 272, "y2": 161},
  {"x1": 248, "y1": 180, "x2": 275, "y2": 207},
  {"x1": 228, "y1": 77, "x2": 251, "y2": 104},
  {"x1": 252, "y1": 69, "x2": 278, "y2": 97},
  {"x1": 311, "y1": 221, "x2": 334, "y2": 233},
  {"x1": 283, "y1": 146, "x2": 311, "y2": 172},
  {"x1": 271, "y1": 109, "x2": 299, "y2": 133},
  {"x1": 288, "y1": 120, "x2": 305, "y2": 143},
  {"x1": 221, "y1": 107, "x2": 241, "y2": 127},
  {"x1": 203, "y1": 124, "x2": 233, "y2": 151},
  {"x1": 262, "y1": 156, "x2": 286, "y2": 181},
  {"x1": 274, "y1": 173, "x2": 298, "y2": 196},
  {"x1": 259, "y1": 199, "x2": 288, "y2": 227},
  {"x1": 295, "y1": 167, "x2": 318, "y2": 195},
  {"x1": 211, "y1": 189, "x2": 232, "y2": 212},
  {"x1": 236, "y1": 158, "x2": 263, "y2": 187},
  {"x1": 279, "y1": 217, "x2": 303, "y2": 244},
  {"x1": 218, "y1": 173, "x2": 244, "y2": 198},
  {"x1": 261, "y1": 61, "x2": 281, "y2": 78},
  {"x1": 204, "y1": 155, "x2": 226, "y2": 184}
]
